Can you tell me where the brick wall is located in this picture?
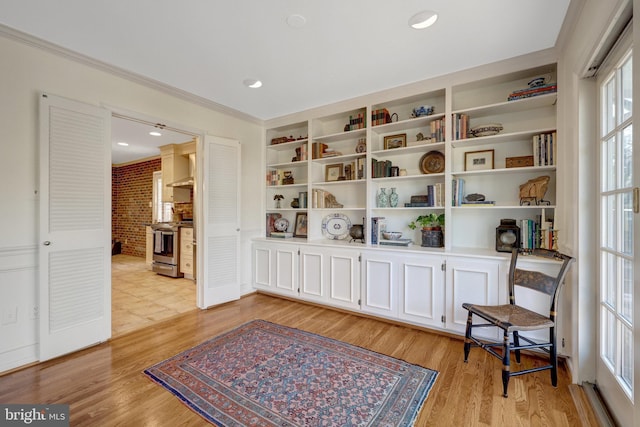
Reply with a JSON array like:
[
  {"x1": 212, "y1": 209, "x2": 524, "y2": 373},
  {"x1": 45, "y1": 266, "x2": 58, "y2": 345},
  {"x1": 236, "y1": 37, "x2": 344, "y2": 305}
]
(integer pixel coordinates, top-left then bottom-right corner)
[{"x1": 112, "y1": 159, "x2": 160, "y2": 257}]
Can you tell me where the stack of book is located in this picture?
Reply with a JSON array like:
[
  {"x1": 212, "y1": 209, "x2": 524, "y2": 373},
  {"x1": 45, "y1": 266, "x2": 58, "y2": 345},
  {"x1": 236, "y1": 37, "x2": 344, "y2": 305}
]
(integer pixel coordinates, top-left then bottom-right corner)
[
  {"x1": 521, "y1": 216, "x2": 555, "y2": 249},
  {"x1": 270, "y1": 231, "x2": 293, "y2": 238},
  {"x1": 508, "y1": 83, "x2": 557, "y2": 101},
  {"x1": 430, "y1": 117, "x2": 446, "y2": 142},
  {"x1": 460, "y1": 200, "x2": 494, "y2": 207},
  {"x1": 370, "y1": 217, "x2": 386, "y2": 244},
  {"x1": 451, "y1": 113, "x2": 469, "y2": 140},
  {"x1": 404, "y1": 184, "x2": 444, "y2": 207},
  {"x1": 452, "y1": 178, "x2": 465, "y2": 206},
  {"x1": 371, "y1": 159, "x2": 395, "y2": 178},
  {"x1": 371, "y1": 108, "x2": 391, "y2": 126},
  {"x1": 348, "y1": 114, "x2": 366, "y2": 131},
  {"x1": 533, "y1": 131, "x2": 557, "y2": 166},
  {"x1": 312, "y1": 142, "x2": 329, "y2": 159}
]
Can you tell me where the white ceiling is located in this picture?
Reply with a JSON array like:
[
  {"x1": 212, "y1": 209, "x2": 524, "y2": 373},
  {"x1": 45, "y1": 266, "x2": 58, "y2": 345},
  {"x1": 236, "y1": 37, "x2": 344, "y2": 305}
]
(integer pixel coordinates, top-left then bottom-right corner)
[{"x1": 1, "y1": 1, "x2": 572, "y2": 163}]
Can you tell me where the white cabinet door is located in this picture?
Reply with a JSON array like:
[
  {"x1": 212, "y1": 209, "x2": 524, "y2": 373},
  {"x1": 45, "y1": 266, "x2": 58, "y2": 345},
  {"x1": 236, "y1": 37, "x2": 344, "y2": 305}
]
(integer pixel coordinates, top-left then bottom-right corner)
[
  {"x1": 299, "y1": 247, "x2": 324, "y2": 301},
  {"x1": 252, "y1": 242, "x2": 299, "y2": 297},
  {"x1": 445, "y1": 256, "x2": 501, "y2": 336},
  {"x1": 398, "y1": 253, "x2": 445, "y2": 329},
  {"x1": 252, "y1": 242, "x2": 273, "y2": 290},
  {"x1": 361, "y1": 251, "x2": 397, "y2": 318},
  {"x1": 323, "y1": 247, "x2": 360, "y2": 310}
]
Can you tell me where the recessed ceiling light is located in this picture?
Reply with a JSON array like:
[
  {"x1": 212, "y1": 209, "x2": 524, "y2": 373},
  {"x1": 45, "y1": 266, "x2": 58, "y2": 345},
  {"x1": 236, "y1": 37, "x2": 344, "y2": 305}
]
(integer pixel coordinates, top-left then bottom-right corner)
[
  {"x1": 408, "y1": 10, "x2": 438, "y2": 29},
  {"x1": 243, "y1": 79, "x2": 263, "y2": 88},
  {"x1": 117, "y1": 142, "x2": 129, "y2": 146},
  {"x1": 286, "y1": 14, "x2": 306, "y2": 28},
  {"x1": 149, "y1": 131, "x2": 162, "y2": 136}
]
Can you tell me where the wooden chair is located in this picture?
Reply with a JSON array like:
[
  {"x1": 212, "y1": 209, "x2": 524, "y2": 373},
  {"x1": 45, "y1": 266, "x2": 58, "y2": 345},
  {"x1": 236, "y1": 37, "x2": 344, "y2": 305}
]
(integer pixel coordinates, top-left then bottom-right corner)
[{"x1": 462, "y1": 248, "x2": 574, "y2": 397}]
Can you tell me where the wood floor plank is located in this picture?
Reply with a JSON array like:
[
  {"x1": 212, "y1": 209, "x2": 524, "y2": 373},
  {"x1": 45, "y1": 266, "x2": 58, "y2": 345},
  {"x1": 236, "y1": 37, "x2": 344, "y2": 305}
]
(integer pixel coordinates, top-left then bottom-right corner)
[{"x1": 0, "y1": 294, "x2": 582, "y2": 426}]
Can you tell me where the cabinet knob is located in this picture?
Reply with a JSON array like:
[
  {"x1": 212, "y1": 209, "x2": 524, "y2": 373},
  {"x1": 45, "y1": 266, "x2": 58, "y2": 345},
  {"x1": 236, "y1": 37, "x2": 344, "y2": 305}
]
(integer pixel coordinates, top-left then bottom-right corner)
[{"x1": 43, "y1": 241, "x2": 51, "y2": 246}]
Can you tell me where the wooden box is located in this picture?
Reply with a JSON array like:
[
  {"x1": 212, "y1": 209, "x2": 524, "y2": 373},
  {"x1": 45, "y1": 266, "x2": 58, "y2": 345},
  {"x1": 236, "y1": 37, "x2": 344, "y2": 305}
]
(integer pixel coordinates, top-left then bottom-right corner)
[{"x1": 505, "y1": 155, "x2": 534, "y2": 168}]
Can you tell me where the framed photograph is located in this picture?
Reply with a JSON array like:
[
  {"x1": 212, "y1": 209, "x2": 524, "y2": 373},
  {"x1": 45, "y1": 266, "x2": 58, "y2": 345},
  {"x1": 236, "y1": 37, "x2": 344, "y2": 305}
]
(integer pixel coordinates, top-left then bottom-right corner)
[
  {"x1": 465, "y1": 149, "x2": 495, "y2": 171},
  {"x1": 325, "y1": 163, "x2": 343, "y2": 182},
  {"x1": 383, "y1": 133, "x2": 407, "y2": 150},
  {"x1": 293, "y1": 212, "x2": 308, "y2": 237}
]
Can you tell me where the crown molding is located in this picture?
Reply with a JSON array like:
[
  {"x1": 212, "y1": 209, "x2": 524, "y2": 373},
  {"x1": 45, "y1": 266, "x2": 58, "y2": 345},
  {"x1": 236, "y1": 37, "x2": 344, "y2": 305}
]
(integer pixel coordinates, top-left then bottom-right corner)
[{"x1": 0, "y1": 24, "x2": 263, "y2": 126}]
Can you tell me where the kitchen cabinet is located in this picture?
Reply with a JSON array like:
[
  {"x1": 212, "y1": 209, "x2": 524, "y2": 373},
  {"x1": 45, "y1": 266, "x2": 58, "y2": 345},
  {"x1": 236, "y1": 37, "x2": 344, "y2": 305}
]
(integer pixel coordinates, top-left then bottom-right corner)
[
  {"x1": 361, "y1": 250, "x2": 445, "y2": 329},
  {"x1": 145, "y1": 226, "x2": 153, "y2": 270},
  {"x1": 299, "y1": 245, "x2": 360, "y2": 310},
  {"x1": 179, "y1": 227, "x2": 194, "y2": 279},
  {"x1": 160, "y1": 145, "x2": 190, "y2": 203}
]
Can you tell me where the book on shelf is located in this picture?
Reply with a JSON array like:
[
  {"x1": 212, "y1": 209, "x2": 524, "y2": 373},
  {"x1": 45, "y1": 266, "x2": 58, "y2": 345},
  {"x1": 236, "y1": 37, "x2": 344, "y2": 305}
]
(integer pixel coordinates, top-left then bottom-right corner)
[
  {"x1": 430, "y1": 117, "x2": 446, "y2": 142},
  {"x1": 370, "y1": 217, "x2": 386, "y2": 245},
  {"x1": 508, "y1": 84, "x2": 557, "y2": 101},
  {"x1": 371, "y1": 108, "x2": 391, "y2": 126},
  {"x1": 532, "y1": 131, "x2": 557, "y2": 166},
  {"x1": 270, "y1": 231, "x2": 293, "y2": 238},
  {"x1": 452, "y1": 113, "x2": 469, "y2": 140},
  {"x1": 312, "y1": 142, "x2": 328, "y2": 159},
  {"x1": 379, "y1": 238, "x2": 412, "y2": 246},
  {"x1": 452, "y1": 178, "x2": 465, "y2": 206},
  {"x1": 348, "y1": 113, "x2": 366, "y2": 131}
]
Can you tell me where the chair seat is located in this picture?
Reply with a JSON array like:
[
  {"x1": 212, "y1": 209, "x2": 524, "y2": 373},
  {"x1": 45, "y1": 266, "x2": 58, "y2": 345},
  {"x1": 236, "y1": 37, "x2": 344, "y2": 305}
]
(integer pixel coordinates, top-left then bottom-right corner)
[{"x1": 462, "y1": 302, "x2": 554, "y2": 332}]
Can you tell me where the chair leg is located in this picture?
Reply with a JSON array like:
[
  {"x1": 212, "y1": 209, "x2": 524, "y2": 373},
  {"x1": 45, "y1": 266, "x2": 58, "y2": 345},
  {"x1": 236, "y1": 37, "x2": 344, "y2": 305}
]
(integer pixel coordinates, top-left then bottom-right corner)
[
  {"x1": 513, "y1": 331, "x2": 521, "y2": 363},
  {"x1": 550, "y1": 327, "x2": 558, "y2": 387},
  {"x1": 463, "y1": 311, "x2": 473, "y2": 362},
  {"x1": 502, "y1": 330, "x2": 511, "y2": 397}
]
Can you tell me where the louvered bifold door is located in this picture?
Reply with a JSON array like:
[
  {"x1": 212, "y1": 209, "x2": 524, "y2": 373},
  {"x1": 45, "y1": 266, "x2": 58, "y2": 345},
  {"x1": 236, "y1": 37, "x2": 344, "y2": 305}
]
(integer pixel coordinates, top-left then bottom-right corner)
[
  {"x1": 199, "y1": 135, "x2": 241, "y2": 308},
  {"x1": 38, "y1": 93, "x2": 111, "y2": 361}
]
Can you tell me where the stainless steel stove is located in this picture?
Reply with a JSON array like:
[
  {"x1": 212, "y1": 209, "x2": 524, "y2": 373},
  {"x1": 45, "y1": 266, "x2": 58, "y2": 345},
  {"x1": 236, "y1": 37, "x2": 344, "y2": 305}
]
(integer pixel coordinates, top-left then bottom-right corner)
[{"x1": 151, "y1": 222, "x2": 183, "y2": 278}]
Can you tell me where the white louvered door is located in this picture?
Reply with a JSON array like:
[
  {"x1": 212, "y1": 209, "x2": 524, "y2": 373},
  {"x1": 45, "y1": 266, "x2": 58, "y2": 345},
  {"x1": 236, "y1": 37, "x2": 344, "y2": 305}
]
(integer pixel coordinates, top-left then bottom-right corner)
[
  {"x1": 38, "y1": 93, "x2": 111, "y2": 361},
  {"x1": 198, "y1": 135, "x2": 241, "y2": 308}
]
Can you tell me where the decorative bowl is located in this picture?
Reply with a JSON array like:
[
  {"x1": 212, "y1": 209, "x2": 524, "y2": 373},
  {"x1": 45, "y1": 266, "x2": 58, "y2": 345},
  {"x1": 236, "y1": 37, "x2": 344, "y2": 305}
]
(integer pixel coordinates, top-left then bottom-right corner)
[
  {"x1": 469, "y1": 123, "x2": 503, "y2": 138},
  {"x1": 382, "y1": 231, "x2": 403, "y2": 240}
]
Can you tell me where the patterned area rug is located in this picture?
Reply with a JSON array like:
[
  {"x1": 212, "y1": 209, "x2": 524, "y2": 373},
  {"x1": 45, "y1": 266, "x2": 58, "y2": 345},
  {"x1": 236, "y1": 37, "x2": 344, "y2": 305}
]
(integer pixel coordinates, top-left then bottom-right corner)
[{"x1": 144, "y1": 320, "x2": 438, "y2": 426}]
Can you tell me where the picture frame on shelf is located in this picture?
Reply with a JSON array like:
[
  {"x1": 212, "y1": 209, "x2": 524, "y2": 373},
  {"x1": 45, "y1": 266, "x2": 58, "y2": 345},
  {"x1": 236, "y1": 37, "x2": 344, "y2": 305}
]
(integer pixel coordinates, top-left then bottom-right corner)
[
  {"x1": 465, "y1": 149, "x2": 495, "y2": 171},
  {"x1": 325, "y1": 163, "x2": 344, "y2": 182},
  {"x1": 293, "y1": 212, "x2": 308, "y2": 237},
  {"x1": 383, "y1": 133, "x2": 407, "y2": 150}
]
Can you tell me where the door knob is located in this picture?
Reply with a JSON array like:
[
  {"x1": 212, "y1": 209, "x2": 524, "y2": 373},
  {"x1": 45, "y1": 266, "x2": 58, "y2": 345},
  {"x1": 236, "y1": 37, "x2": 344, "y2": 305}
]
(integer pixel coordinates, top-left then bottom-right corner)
[{"x1": 43, "y1": 241, "x2": 51, "y2": 246}]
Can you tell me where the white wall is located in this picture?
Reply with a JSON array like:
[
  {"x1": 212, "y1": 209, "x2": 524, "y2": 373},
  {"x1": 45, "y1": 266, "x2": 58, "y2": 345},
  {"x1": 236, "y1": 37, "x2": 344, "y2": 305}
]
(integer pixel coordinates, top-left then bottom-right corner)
[{"x1": 0, "y1": 34, "x2": 264, "y2": 371}]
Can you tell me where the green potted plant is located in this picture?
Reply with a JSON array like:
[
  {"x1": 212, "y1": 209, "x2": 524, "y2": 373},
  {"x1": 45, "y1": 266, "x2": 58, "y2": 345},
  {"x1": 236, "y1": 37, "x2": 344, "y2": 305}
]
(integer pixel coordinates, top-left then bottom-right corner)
[{"x1": 408, "y1": 213, "x2": 444, "y2": 247}]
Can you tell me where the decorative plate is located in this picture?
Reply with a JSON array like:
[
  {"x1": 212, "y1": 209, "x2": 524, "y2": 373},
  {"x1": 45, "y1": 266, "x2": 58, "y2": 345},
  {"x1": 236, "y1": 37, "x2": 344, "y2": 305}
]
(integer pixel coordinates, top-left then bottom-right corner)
[
  {"x1": 274, "y1": 217, "x2": 290, "y2": 232},
  {"x1": 469, "y1": 123, "x2": 503, "y2": 137},
  {"x1": 419, "y1": 151, "x2": 445, "y2": 174},
  {"x1": 321, "y1": 213, "x2": 352, "y2": 240}
]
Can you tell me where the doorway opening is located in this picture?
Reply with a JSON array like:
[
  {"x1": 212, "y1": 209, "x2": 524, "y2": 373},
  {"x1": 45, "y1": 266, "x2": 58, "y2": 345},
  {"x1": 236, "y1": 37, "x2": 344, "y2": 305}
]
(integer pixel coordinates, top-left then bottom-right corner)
[{"x1": 110, "y1": 113, "x2": 199, "y2": 337}]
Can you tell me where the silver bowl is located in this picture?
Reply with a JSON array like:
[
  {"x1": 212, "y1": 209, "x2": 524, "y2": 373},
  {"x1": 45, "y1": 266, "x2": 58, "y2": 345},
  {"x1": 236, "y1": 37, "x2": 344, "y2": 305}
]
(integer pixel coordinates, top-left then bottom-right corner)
[{"x1": 382, "y1": 231, "x2": 402, "y2": 240}]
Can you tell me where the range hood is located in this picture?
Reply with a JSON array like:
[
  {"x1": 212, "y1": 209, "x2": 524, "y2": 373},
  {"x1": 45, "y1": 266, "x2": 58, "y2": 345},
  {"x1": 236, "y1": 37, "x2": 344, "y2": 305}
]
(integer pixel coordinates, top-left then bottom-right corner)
[
  {"x1": 166, "y1": 176, "x2": 193, "y2": 188},
  {"x1": 166, "y1": 153, "x2": 195, "y2": 188}
]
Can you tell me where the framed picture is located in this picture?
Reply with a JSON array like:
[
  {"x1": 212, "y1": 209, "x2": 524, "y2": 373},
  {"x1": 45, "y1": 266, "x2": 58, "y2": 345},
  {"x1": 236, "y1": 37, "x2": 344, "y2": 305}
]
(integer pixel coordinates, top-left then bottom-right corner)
[
  {"x1": 383, "y1": 133, "x2": 407, "y2": 150},
  {"x1": 465, "y1": 149, "x2": 495, "y2": 171},
  {"x1": 293, "y1": 212, "x2": 308, "y2": 237},
  {"x1": 325, "y1": 163, "x2": 343, "y2": 182}
]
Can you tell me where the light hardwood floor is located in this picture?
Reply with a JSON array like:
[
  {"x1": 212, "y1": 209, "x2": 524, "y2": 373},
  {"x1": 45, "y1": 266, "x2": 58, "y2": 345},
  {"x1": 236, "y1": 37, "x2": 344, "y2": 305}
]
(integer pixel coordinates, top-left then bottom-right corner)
[
  {"x1": 111, "y1": 254, "x2": 196, "y2": 336},
  {"x1": 1, "y1": 293, "x2": 592, "y2": 426}
]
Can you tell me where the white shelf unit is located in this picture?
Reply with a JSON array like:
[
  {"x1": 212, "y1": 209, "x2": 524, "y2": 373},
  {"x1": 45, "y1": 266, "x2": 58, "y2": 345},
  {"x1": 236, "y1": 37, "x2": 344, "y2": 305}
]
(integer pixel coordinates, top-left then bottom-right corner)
[
  {"x1": 265, "y1": 121, "x2": 310, "y2": 236},
  {"x1": 263, "y1": 63, "x2": 558, "y2": 253},
  {"x1": 449, "y1": 63, "x2": 557, "y2": 250}
]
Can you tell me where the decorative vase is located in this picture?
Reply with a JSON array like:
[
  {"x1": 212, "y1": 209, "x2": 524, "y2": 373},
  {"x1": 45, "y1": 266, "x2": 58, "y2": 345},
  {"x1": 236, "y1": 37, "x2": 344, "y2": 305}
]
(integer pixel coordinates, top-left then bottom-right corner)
[
  {"x1": 377, "y1": 188, "x2": 389, "y2": 208},
  {"x1": 275, "y1": 200, "x2": 281, "y2": 209},
  {"x1": 389, "y1": 188, "x2": 398, "y2": 207},
  {"x1": 291, "y1": 198, "x2": 299, "y2": 208}
]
